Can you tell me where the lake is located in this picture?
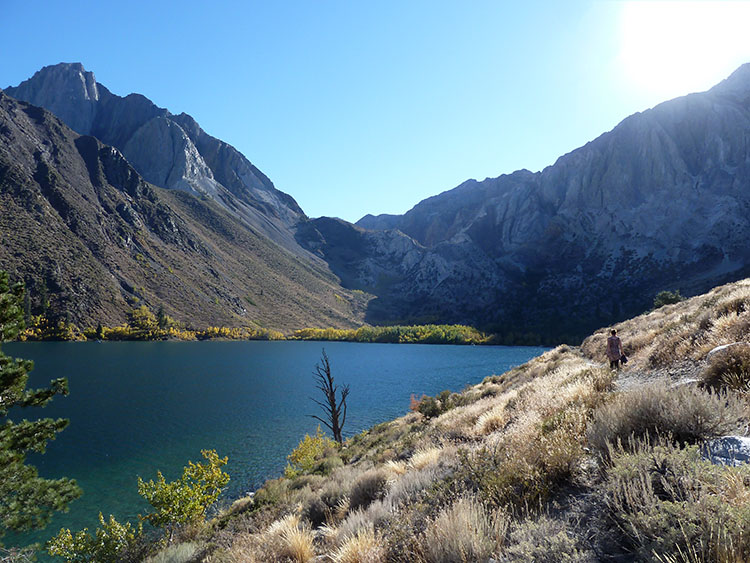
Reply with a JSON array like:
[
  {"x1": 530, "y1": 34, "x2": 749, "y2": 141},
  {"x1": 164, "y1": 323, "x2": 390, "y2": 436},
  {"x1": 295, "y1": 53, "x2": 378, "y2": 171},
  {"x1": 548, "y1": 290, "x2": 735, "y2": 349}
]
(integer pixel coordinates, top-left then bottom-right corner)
[{"x1": 2, "y1": 340, "x2": 547, "y2": 551}]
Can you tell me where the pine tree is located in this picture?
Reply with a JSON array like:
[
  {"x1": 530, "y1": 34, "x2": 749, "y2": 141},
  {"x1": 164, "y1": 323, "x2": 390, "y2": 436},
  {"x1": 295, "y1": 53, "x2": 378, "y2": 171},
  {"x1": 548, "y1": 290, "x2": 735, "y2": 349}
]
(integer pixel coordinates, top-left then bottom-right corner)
[{"x1": 0, "y1": 271, "x2": 82, "y2": 540}]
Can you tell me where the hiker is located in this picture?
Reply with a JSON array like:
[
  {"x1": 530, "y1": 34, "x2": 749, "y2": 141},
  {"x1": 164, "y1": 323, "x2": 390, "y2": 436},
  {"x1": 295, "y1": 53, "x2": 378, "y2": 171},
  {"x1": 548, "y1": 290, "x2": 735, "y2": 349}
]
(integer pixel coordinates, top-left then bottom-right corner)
[{"x1": 606, "y1": 329, "x2": 624, "y2": 370}]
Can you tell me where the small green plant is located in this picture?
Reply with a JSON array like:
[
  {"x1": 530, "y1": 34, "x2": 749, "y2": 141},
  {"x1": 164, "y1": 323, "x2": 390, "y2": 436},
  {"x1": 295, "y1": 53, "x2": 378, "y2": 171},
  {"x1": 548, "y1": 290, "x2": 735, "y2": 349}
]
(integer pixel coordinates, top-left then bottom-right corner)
[
  {"x1": 138, "y1": 449, "x2": 229, "y2": 542},
  {"x1": 410, "y1": 390, "x2": 459, "y2": 419},
  {"x1": 47, "y1": 513, "x2": 142, "y2": 563},
  {"x1": 503, "y1": 515, "x2": 588, "y2": 562},
  {"x1": 0, "y1": 546, "x2": 35, "y2": 562},
  {"x1": 285, "y1": 426, "x2": 337, "y2": 478},
  {"x1": 653, "y1": 290, "x2": 684, "y2": 309}
]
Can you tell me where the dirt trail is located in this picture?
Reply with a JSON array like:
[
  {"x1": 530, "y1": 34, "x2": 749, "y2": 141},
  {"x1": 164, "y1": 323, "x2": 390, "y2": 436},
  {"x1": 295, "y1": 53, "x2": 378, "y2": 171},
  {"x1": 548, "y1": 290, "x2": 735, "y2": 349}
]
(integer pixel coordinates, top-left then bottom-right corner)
[{"x1": 613, "y1": 359, "x2": 706, "y2": 391}]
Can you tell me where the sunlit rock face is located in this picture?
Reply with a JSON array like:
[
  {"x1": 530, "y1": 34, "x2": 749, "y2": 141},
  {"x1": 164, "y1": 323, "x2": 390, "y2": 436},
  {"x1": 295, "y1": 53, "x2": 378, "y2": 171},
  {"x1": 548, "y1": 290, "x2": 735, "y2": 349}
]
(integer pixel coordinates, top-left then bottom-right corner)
[
  {"x1": 6, "y1": 63, "x2": 307, "y2": 253},
  {"x1": 337, "y1": 64, "x2": 750, "y2": 339}
]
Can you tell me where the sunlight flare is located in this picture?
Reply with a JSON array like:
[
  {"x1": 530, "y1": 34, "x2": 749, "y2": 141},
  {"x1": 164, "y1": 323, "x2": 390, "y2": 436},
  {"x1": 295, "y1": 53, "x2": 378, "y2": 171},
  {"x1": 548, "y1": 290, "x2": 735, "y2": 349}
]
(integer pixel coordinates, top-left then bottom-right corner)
[{"x1": 619, "y1": 1, "x2": 750, "y2": 100}]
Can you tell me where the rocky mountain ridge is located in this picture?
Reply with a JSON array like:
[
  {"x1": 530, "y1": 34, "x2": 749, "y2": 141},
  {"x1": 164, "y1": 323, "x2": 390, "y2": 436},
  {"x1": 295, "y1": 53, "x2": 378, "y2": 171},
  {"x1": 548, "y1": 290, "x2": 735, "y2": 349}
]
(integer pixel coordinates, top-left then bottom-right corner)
[{"x1": 310, "y1": 64, "x2": 750, "y2": 340}]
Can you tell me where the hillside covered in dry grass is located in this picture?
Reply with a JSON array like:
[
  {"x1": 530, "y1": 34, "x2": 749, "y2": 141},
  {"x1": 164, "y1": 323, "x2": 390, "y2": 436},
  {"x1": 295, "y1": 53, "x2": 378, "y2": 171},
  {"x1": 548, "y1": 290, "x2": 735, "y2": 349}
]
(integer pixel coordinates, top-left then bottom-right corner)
[{"x1": 56, "y1": 279, "x2": 750, "y2": 562}]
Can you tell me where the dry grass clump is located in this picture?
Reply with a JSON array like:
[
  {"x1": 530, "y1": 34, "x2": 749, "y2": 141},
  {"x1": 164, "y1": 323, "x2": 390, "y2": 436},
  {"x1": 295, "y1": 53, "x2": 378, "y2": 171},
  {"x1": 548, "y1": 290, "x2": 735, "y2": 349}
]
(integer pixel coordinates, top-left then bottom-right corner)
[
  {"x1": 602, "y1": 436, "x2": 750, "y2": 561},
  {"x1": 143, "y1": 542, "x2": 199, "y2": 563},
  {"x1": 702, "y1": 342, "x2": 750, "y2": 392},
  {"x1": 715, "y1": 286, "x2": 750, "y2": 317},
  {"x1": 329, "y1": 527, "x2": 386, "y2": 563},
  {"x1": 221, "y1": 514, "x2": 316, "y2": 562},
  {"x1": 421, "y1": 496, "x2": 507, "y2": 563},
  {"x1": 433, "y1": 393, "x2": 503, "y2": 438},
  {"x1": 407, "y1": 447, "x2": 444, "y2": 470},
  {"x1": 268, "y1": 514, "x2": 316, "y2": 562},
  {"x1": 279, "y1": 525, "x2": 316, "y2": 562},
  {"x1": 349, "y1": 467, "x2": 390, "y2": 511},
  {"x1": 473, "y1": 390, "x2": 519, "y2": 436},
  {"x1": 322, "y1": 500, "x2": 393, "y2": 551},
  {"x1": 646, "y1": 322, "x2": 704, "y2": 368},
  {"x1": 588, "y1": 383, "x2": 746, "y2": 455},
  {"x1": 386, "y1": 464, "x2": 453, "y2": 506}
]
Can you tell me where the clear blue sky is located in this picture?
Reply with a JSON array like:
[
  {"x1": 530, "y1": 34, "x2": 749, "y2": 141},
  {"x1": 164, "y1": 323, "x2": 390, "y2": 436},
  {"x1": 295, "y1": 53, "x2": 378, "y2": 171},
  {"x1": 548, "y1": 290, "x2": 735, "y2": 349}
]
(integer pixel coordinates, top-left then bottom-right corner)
[{"x1": 3, "y1": 1, "x2": 749, "y2": 222}]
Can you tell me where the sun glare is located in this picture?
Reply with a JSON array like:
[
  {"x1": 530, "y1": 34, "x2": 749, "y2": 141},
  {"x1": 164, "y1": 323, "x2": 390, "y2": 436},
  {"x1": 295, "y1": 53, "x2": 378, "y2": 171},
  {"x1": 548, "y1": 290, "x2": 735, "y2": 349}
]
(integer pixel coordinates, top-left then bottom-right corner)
[{"x1": 619, "y1": 1, "x2": 750, "y2": 101}]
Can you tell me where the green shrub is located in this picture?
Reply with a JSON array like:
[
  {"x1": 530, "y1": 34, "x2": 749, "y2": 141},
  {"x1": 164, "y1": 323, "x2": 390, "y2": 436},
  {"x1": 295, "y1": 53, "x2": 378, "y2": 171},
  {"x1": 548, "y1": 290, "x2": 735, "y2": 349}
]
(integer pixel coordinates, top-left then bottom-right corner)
[
  {"x1": 302, "y1": 495, "x2": 329, "y2": 528},
  {"x1": 47, "y1": 513, "x2": 142, "y2": 563},
  {"x1": 418, "y1": 395, "x2": 442, "y2": 419},
  {"x1": 138, "y1": 449, "x2": 230, "y2": 541},
  {"x1": 313, "y1": 455, "x2": 344, "y2": 475},
  {"x1": 285, "y1": 426, "x2": 338, "y2": 478},
  {"x1": 252, "y1": 477, "x2": 292, "y2": 508},
  {"x1": 412, "y1": 390, "x2": 461, "y2": 419},
  {"x1": 504, "y1": 515, "x2": 590, "y2": 562},
  {"x1": 602, "y1": 436, "x2": 750, "y2": 561},
  {"x1": 653, "y1": 290, "x2": 684, "y2": 309},
  {"x1": 588, "y1": 383, "x2": 746, "y2": 455},
  {"x1": 457, "y1": 446, "x2": 546, "y2": 511}
]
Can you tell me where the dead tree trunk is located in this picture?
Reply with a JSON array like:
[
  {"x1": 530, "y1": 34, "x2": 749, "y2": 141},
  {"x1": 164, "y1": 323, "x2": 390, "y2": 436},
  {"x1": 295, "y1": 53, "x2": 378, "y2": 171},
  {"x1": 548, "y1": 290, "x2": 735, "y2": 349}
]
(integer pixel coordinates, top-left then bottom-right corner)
[{"x1": 310, "y1": 349, "x2": 349, "y2": 444}]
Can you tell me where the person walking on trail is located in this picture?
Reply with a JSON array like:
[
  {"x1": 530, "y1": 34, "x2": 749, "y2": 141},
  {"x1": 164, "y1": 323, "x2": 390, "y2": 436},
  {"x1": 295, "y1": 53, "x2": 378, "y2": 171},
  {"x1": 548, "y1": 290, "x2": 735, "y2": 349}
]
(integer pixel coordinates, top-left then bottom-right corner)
[{"x1": 607, "y1": 329, "x2": 624, "y2": 370}]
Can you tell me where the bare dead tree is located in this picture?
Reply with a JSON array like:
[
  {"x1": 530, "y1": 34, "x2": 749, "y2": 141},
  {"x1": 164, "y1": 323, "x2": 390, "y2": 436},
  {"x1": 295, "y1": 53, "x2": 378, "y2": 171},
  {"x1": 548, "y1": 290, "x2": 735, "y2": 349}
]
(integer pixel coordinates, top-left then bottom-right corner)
[{"x1": 310, "y1": 349, "x2": 349, "y2": 444}]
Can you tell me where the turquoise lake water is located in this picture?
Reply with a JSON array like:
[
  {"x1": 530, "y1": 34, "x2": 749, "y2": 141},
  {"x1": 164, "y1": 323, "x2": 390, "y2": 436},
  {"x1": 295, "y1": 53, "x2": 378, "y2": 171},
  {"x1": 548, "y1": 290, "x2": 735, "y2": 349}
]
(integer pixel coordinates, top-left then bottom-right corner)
[{"x1": 2, "y1": 340, "x2": 547, "y2": 551}]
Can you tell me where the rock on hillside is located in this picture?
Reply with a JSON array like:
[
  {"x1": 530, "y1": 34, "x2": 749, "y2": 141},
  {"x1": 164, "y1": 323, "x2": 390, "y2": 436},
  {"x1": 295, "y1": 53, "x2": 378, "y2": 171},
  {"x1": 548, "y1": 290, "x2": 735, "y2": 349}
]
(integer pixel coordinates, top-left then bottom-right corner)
[
  {"x1": 336, "y1": 64, "x2": 750, "y2": 340},
  {"x1": 0, "y1": 91, "x2": 367, "y2": 330},
  {"x1": 6, "y1": 63, "x2": 307, "y2": 254}
]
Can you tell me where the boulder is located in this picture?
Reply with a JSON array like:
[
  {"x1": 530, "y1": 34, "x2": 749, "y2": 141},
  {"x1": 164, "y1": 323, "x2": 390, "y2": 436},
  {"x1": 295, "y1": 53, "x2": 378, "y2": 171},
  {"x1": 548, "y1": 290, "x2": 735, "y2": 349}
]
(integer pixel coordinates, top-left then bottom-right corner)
[{"x1": 702, "y1": 436, "x2": 750, "y2": 466}]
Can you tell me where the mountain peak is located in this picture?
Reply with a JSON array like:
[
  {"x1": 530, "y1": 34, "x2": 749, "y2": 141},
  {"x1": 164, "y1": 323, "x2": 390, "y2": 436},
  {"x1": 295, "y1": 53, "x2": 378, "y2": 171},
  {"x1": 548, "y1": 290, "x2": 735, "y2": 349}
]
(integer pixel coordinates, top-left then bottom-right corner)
[
  {"x1": 6, "y1": 62, "x2": 99, "y2": 133},
  {"x1": 29, "y1": 62, "x2": 98, "y2": 100},
  {"x1": 710, "y1": 62, "x2": 750, "y2": 98}
]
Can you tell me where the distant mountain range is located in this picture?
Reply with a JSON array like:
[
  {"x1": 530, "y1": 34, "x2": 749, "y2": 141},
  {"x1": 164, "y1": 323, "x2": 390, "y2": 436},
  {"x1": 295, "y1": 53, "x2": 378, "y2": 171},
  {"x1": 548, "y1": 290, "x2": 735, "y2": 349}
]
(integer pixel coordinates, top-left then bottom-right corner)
[{"x1": 3, "y1": 62, "x2": 750, "y2": 340}]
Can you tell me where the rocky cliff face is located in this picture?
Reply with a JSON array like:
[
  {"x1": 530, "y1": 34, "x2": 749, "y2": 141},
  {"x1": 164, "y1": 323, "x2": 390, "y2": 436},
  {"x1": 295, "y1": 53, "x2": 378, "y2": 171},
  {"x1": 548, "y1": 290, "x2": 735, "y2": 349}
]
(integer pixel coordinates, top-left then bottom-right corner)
[
  {"x1": 0, "y1": 91, "x2": 367, "y2": 330},
  {"x1": 6, "y1": 63, "x2": 307, "y2": 253},
  {"x1": 330, "y1": 64, "x2": 750, "y2": 341}
]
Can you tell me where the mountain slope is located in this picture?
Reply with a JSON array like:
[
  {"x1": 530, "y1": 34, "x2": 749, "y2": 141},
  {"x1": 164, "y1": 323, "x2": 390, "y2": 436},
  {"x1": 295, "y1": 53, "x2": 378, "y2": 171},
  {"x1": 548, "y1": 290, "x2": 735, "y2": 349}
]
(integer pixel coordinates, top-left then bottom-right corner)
[
  {"x1": 321, "y1": 64, "x2": 750, "y2": 340},
  {"x1": 5, "y1": 63, "x2": 308, "y2": 255},
  {"x1": 0, "y1": 91, "x2": 367, "y2": 330}
]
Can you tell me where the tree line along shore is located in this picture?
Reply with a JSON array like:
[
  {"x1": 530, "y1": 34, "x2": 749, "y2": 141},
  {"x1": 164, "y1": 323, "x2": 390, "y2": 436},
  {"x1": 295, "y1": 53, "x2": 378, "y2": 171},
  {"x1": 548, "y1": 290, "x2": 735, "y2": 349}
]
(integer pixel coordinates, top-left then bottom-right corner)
[{"x1": 16, "y1": 304, "x2": 551, "y2": 345}]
